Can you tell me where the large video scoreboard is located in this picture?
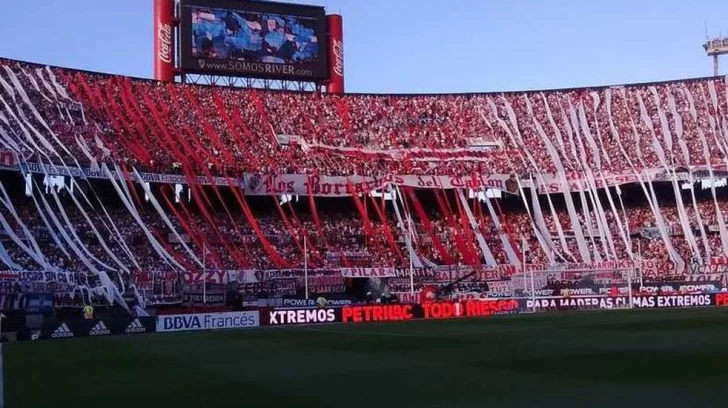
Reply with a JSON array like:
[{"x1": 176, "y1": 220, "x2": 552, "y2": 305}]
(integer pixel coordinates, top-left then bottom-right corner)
[{"x1": 178, "y1": 0, "x2": 328, "y2": 81}]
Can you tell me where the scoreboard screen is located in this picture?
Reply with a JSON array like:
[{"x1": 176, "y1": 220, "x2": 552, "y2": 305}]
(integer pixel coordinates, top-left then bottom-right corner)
[{"x1": 179, "y1": 0, "x2": 328, "y2": 80}]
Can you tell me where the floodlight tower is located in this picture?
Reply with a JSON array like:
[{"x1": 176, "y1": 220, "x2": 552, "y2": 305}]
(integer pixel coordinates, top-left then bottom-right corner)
[{"x1": 703, "y1": 36, "x2": 728, "y2": 76}]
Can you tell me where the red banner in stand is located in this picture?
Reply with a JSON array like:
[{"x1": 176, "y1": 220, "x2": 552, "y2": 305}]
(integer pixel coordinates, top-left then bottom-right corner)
[
  {"x1": 154, "y1": 0, "x2": 175, "y2": 82},
  {"x1": 327, "y1": 14, "x2": 344, "y2": 93}
]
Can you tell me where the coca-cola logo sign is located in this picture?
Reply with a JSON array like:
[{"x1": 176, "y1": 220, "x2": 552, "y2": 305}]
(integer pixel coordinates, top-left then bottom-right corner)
[
  {"x1": 158, "y1": 23, "x2": 173, "y2": 64},
  {"x1": 331, "y1": 38, "x2": 344, "y2": 77}
]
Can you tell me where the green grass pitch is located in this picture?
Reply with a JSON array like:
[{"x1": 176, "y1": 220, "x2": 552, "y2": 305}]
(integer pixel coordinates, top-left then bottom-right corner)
[{"x1": 5, "y1": 308, "x2": 728, "y2": 408}]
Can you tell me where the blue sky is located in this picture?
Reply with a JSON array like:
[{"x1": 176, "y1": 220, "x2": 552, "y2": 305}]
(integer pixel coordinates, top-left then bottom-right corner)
[{"x1": 0, "y1": 0, "x2": 726, "y2": 93}]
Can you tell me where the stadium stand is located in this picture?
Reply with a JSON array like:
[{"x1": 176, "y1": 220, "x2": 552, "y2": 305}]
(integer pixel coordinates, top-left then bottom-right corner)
[{"x1": 0, "y1": 57, "x2": 727, "y2": 310}]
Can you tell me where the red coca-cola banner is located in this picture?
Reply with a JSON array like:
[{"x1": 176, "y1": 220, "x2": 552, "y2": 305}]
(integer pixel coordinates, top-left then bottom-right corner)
[
  {"x1": 154, "y1": 0, "x2": 175, "y2": 82},
  {"x1": 327, "y1": 14, "x2": 344, "y2": 93}
]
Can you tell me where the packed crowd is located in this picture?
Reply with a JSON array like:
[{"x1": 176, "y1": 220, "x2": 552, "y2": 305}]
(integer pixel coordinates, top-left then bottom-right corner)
[
  {"x1": 0, "y1": 57, "x2": 727, "y2": 288},
  {"x1": 3, "y1": 58, "x2": 726, "y2": 180},
  {"x1": 0, "y1": 182, "x2": 726, "y2": 276}
]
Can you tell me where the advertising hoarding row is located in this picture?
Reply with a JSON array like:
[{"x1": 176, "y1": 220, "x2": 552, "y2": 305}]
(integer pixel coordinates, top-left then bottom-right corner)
[
  {"x1": 263, "y1": 294, "x2": 728, "y2": 326},
  {"x1": 28, "y1": 292, "x2": 728, "y2": 341}
]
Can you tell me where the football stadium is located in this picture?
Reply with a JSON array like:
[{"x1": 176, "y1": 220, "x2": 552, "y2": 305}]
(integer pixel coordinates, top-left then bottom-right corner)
[{"x1": 1, "y1": 0, "x2": 728, "y2": 407}]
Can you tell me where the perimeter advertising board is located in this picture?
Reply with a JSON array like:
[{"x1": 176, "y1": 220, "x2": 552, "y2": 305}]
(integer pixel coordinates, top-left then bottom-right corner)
[
  {"x1": 282, "y1": 298, "x2": 352, "y2": 308},
  {"x1": 157, "y1": 311, "x2": 259, "y2": 332},
  {"x1": 340, "y1": 300, "x2": 522, "y2": 323},
  {"x1": 178, "y1": 0, "x2": 328, "y2": 80},
  {"x1": 40, "y1": 317, "x2": 156, "y2": 340},
  {"x1": 262, "y1": 300, "x2": 522, "y2": 326},
  {"x1": 265, "y1": 308, "x2": 342, "y2": 326},
  {"x1": 526, "y1": 294, "x2": 718, "y2": 311}
]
